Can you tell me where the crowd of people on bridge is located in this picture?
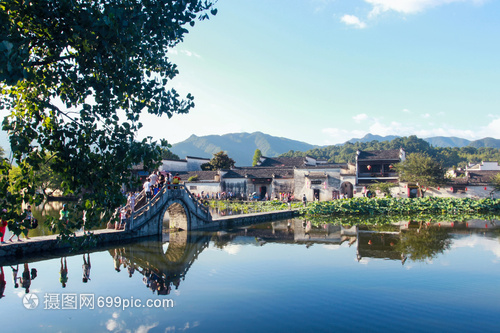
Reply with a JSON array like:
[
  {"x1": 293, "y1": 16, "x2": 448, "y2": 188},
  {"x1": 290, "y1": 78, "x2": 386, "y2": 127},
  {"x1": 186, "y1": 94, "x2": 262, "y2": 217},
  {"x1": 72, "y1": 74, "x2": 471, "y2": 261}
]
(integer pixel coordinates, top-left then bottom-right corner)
[{"x1": 112, "y1": 170, "x2": 182, "y2": 230}]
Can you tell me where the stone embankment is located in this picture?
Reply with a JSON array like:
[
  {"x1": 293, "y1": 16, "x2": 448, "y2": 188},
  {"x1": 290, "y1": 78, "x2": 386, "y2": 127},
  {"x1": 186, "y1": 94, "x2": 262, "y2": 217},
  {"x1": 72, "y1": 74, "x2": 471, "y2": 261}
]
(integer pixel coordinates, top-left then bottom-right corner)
[
  {"x1": 0, "y1": 209, "x2": 300, "y2": 259},
  {"x1": 0, "y1": 229, "x2": 142, "y2": 259}
]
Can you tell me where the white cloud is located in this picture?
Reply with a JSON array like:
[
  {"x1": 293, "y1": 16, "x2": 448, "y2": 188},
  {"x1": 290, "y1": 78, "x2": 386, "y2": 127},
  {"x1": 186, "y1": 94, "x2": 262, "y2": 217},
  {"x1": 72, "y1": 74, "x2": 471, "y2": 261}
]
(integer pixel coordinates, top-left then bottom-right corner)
[
  {"x1": 181, "y1": 50, "x2": 201, "y2": 58},
  {"x1": 452, "y1": 234, "x2": 500, "y2": 259},
  {"x1": 321, "y1": 113, "x2": 497, "y2": 144},
  {"x1": 482, "y1": 117, "x2": 500, "y2": 138},
  {"x1": 323, "y1": 244, "x2": 341, "y2": 250},
  {"x1": 311, "y1": 0, "x2": 336, "y2": 13},
  {"x1": 403, "y1": 108, "x2": 412, "y2": 113},
  {"x1": 322, "y1": 128, "x2": 365, "y2": 144},
  {"x1": 358, "y1": 257, "x2": 371, "y2": 265},
  {"x1": 368, "y1": 120, "x2": 401, "y2": 136},
  {"x1": 366, "y1": 0, "x2": 487, "y2": 17},
  {"x1": 340, "y1": 15, "x2": 367, "y2": 29},
  {"x1": 223, "y1": 244, "x2": 242, "y2": 255},
  {"x1": 136, "y1": 323, "x2": 159, "y2": 333},
  {"x1": 421, "y1": 113, "x2": 431, "y2": 119},
  {"x1": 415, "y1": 127, "x2": 477, "y2": 139},
  {"x1": 353, "y1": 113, "x2": 369, "y2": 123},
  {"x1": 106, "y1": 320, "x2": 118, "y2": 331}
]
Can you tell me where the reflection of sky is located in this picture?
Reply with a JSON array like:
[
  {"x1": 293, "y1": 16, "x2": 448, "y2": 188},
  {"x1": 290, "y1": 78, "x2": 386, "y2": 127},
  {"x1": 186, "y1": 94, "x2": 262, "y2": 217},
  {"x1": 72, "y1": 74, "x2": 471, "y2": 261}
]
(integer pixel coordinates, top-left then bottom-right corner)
[
  {"x1": 1, "y1": 232, "x2": 499, "y2": 332},
  {"x1": 451, "y1": 234, "x2": 500, "y2": 261}
]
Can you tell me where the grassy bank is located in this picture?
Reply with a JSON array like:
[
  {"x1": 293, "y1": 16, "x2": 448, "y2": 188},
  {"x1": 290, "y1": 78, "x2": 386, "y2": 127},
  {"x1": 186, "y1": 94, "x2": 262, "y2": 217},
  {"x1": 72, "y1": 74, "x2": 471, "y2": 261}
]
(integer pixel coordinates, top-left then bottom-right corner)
[
  {"x1": 207, "y1": 197, "x2": 500, "y2": 225},
  {"x1": 305, "y1": 197, "x2": 500, "y2": 216}
]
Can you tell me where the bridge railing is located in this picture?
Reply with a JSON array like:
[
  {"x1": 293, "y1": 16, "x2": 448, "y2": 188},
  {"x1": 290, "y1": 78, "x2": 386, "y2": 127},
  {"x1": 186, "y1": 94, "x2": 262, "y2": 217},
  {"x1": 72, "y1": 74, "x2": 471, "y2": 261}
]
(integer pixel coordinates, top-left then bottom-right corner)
[
  {"x1": 183, "y1": 185, "x2": 211, "y2": 216},
  {"x1": 126, "y1": 184, "x2": 212, "y2": 232}
]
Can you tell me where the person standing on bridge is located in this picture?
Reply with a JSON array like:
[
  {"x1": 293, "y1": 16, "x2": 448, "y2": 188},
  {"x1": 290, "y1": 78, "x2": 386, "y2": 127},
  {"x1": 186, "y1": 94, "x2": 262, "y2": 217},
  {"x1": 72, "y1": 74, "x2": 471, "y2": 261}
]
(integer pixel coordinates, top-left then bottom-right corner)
[
  {"x1": 127, "y1": 192, "x2": 136, "y2": 213},
  {"x1": 149, "y1": 171, "x2": 158, "y2": 187},
  {"x1": 172, "y1": 173, "x2": 181, "y2": 189},
  {"x1": 143, "y1": 177, "x2": 152, "y2": 201},
  {"x1": 0, "y1": 209, "x2": 7, "y2": 244},
  {"x1": 158, "y1": 172, "x2": 165, "y2": 189}
]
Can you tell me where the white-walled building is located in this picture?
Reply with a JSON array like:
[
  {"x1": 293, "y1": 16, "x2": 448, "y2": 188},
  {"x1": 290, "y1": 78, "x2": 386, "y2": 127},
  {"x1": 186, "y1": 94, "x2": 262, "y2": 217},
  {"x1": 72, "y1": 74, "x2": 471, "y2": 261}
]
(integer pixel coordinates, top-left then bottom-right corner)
[
  {"x1": 159, "y1": 156, "x2": 210, "y2": 172},
  {"x1": 170, "y1": 154, "x2": 500, "y2": 200},
  {"x1": 466, "y1": 161, "x2": 500, "y2": 171}
]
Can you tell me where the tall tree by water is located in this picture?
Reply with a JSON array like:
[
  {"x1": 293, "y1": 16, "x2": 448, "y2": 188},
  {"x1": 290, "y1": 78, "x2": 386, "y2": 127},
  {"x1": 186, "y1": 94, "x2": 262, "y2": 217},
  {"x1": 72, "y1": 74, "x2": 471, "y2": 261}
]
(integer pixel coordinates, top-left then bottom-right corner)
[
  {"x1": 394, "y1": 153, "x2": 446, "y2": 196},
  {"x1": 0, "y1": 0, "x2": 217, "y2": 235},
  {"x1": 201, "y1": 151, "x2": 236, "y2": 171},
  {"x1": 492, "y1": 173, "x2": 500, "y2": 195},
  {"x1": 252, "y1": 149, "x2": 262, "y2": 166}
]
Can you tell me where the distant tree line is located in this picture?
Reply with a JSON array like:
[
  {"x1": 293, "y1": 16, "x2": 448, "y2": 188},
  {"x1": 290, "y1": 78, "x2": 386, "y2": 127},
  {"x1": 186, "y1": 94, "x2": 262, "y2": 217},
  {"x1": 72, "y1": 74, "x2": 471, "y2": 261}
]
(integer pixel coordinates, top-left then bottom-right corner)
[{"x1": 279, "y1": 135, "x2": 500, "y2": 169}]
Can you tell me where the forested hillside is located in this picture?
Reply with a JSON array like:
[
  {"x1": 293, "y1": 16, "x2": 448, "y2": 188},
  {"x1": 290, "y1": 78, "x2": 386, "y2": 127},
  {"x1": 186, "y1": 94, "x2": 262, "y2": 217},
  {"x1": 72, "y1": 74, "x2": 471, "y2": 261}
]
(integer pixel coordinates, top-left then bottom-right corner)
[{"x1": 279, "y1": 135, "x2": 500, "y2": 168}]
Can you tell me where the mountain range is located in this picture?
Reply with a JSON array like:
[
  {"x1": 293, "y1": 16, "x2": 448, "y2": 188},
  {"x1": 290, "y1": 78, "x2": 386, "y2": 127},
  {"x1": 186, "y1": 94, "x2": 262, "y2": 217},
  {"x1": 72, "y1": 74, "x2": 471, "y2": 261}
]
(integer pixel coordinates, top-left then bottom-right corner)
[
  {"x1": 170, "y1": 132, "x2": 500, "y2": 166},
  {"x1": 347, "y1": 134, "x2": 500, "y2": 148},
  {"x1": 170, "y1": 132, "x2": 318, "y2": 166},
  {"x1": 1, "y1": 129, "x2": 498, "y2": 167}
]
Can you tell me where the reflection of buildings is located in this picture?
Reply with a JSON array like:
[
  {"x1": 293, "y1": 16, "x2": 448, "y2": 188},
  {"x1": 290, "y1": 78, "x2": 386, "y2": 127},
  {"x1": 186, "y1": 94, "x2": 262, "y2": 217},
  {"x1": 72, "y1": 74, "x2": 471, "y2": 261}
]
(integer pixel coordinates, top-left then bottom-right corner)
[
  {"x1": 213, "y1": 220, "x2": 358, "y2": 248},
  {"x1": 356, "y1": 231, "x2": 404, "y2": 263},
  {"x1": 113, "y1": 218, "x2": 500, "y2": 292}
]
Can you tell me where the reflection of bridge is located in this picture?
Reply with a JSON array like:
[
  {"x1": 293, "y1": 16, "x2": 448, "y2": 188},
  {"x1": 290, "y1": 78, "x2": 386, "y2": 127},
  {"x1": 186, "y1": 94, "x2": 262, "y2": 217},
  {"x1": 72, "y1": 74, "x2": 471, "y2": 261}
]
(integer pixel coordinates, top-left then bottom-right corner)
[
  {"x1": 127, "y1": 185, "x2": 212, "y2": 236},
  {"x1": 116, "y1": 231, "x2": 212, "y2": 294}
]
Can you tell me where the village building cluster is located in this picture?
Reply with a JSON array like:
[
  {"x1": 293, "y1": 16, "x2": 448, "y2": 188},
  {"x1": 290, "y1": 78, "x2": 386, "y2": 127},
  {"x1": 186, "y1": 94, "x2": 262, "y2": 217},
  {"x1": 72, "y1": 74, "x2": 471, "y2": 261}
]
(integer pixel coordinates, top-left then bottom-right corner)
[{"x1": 134, "y1": 150, "x2": 500, "y2": 201}]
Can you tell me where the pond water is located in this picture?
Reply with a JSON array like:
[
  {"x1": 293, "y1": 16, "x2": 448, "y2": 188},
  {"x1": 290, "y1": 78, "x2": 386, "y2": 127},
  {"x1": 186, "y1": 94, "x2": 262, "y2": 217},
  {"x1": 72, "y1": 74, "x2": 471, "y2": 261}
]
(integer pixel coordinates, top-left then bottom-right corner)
[{"x1": 1, "y1": 218, "x2": 499, "y2": 332}]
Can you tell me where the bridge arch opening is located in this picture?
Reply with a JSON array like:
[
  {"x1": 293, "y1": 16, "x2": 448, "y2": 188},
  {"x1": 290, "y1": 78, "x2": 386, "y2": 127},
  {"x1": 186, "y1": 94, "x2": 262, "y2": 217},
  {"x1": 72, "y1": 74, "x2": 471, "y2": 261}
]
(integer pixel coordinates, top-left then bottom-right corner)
[
  {"x1": 165, "y1": 230, "x2": 188, "y2": 262},
  {"x1": 164, "y1": 201, "x2": 189, "y2": 231}
]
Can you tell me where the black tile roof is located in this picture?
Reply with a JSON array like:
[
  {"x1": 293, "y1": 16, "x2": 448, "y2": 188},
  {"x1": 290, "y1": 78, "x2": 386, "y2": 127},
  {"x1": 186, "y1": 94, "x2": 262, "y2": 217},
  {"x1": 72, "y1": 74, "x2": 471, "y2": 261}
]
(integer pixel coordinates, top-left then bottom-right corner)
[
  {"x1": 357, "y1": 149, "x2": 401, "y2": 161},
  {"x1": 296, "y1": 164, "x2": 348, "y2": 170},
  {"x1": 182, "y1": 171, "x2": 218, "y2": 181},
  {"x1": 467, "y1": 171, "x2": 500, "y2": 185},
  {"x1": 186, "y1": 156, "x2": 210, "y2": 161},
  {"x1": 223, "y1": 167, "x2": 294, "y2": 179},
  {"x1": 258, "y1": 157, "x2": 306, "y2": 168}
]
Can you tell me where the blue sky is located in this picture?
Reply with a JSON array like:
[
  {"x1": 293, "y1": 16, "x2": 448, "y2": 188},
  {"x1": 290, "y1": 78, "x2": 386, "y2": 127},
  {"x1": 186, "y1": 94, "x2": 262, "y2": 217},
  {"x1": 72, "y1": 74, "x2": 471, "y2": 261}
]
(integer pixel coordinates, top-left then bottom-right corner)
[
  {"x1": 136, "y1": 0, "x2": 500, "y2": 146},
  {"x1": 1, "y1": 0, "x2": 498, "y2": 153}
]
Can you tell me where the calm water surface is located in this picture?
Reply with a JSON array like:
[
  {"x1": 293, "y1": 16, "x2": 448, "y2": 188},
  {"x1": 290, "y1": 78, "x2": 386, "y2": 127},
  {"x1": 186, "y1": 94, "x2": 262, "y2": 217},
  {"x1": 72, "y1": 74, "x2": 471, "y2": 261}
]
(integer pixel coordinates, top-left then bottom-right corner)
[{"x1": 1, "y1": 219, "x2": 499, "y2": 332}]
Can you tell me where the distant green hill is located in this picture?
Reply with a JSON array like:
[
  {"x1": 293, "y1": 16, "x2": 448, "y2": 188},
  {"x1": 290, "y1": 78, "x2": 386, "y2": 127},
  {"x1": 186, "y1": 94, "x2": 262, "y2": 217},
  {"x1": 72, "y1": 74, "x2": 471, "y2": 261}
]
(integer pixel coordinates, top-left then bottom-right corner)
[
  {"x1": 170, "y1": 132, "x2": 318, "y2": 166},
  {"x1": 348, "y1": 134, "x2": 400, "y2": 144},
  {"x1": 279, "y1": 134, "x2": 500, "y2": 168},
  {"x1": 424, "y1": 136, "x2": 471, "y2": 148},
  {"x1": 350, "y1": 134, "x2": 500, "y2": 149},
  {"x1": 468, "y1": 137, "x2": 500, "y2": 148}
]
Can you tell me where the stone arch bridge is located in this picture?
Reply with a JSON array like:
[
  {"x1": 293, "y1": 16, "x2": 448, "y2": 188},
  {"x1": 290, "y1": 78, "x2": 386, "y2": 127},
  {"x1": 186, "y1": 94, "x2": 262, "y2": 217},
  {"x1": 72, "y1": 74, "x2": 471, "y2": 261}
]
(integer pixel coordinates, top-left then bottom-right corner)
[{"x1": 126, "y1": 185, "x2": 212, "y2": 237}]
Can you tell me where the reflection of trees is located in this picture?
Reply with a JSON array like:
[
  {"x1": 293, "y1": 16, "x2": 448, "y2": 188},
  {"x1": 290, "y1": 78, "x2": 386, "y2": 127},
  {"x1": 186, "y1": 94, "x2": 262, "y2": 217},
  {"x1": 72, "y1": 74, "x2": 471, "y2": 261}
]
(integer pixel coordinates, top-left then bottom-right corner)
[
  {"x1": 211, "y1": 232, "x2": 234, "y2": 249},
  {"x1": 396, "y1": 224, "x2": 452, "y2": 262}
]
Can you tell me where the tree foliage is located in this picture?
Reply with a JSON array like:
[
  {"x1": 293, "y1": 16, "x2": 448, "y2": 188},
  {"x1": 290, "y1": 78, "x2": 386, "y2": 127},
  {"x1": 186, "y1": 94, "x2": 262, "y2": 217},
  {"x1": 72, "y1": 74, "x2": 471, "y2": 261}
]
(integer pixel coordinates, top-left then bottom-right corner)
[
  {"x1": 394, "y1": 153, "x2": 446, "y2": 194},
  {"x1": 396, "y1": 227, "x2": 452, "y2": 262},
  {"x1": 368, "y1": 182, "x2": 396, "y2": 198},
  {"x1": 492, "y1": 173, "x2": 500, "y2": 193},
  {"x1": 159, "y1": 140, "x2": 180, "y2": 160},
  {"x1": 252, "y1": 149, "x2": 262, "y2": 166},
  {"x1": 0, "y1": 0, "x2": 216, "y2": 236},
  {"x1": 201, "y1": 151, "x2": 235, "y2": 171}
]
